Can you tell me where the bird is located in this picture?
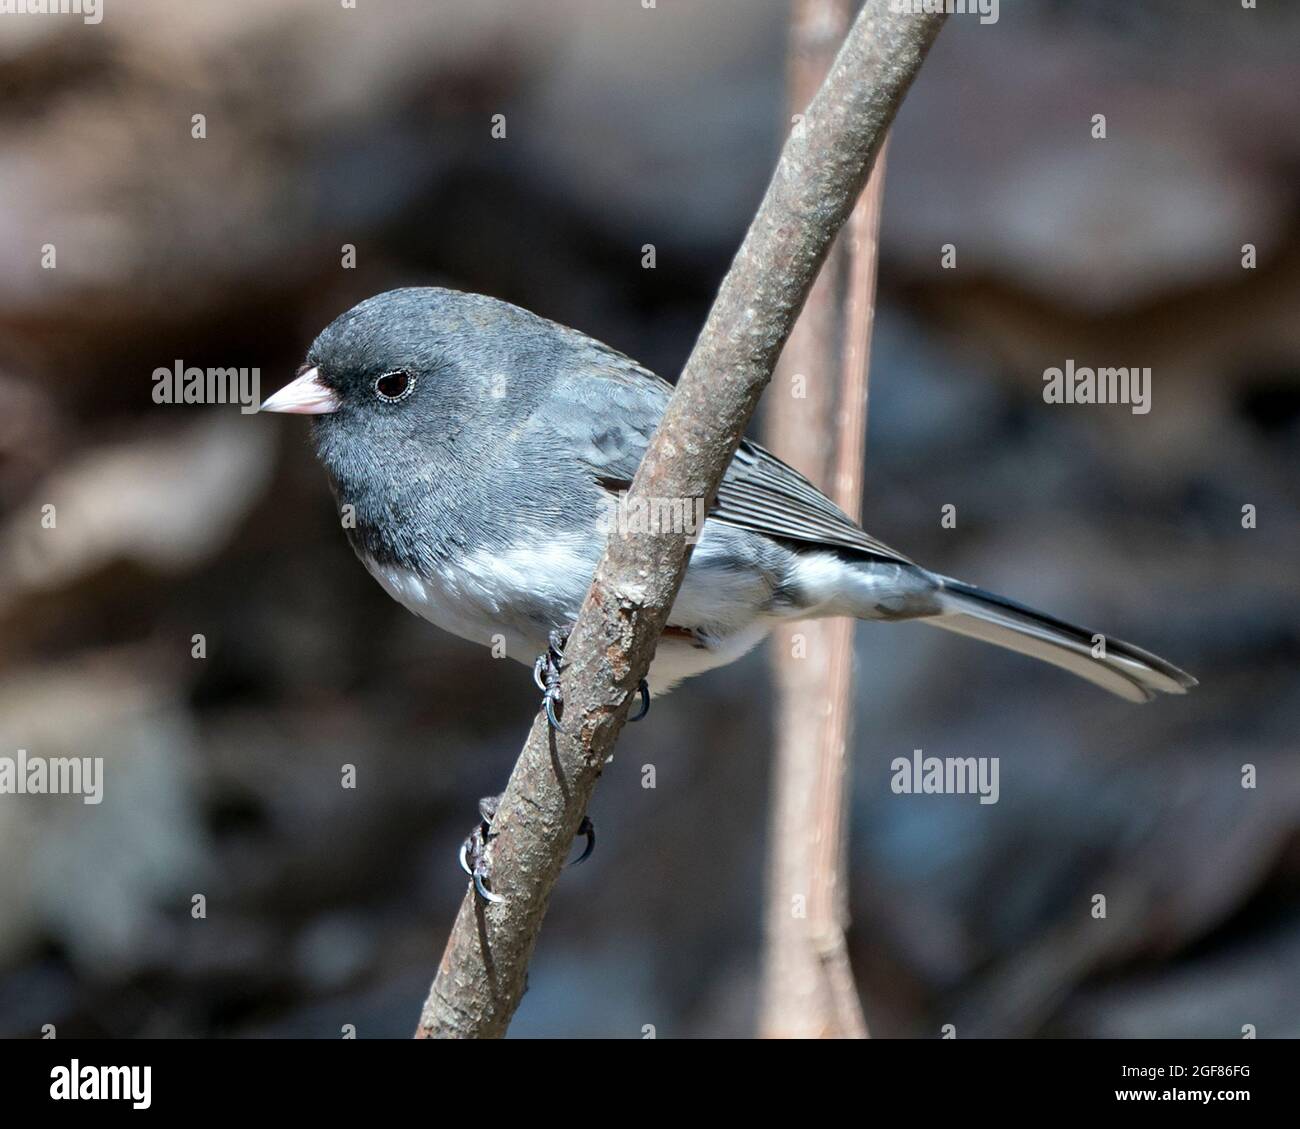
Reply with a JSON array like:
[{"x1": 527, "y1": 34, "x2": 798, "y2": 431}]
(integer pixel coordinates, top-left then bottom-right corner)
[
  {"x1": 261, "y1": 286, "x2": 1195, "y2": 899},
  {"x1": 261, "y1": 286, "x2": 1196, "y2": 716}
]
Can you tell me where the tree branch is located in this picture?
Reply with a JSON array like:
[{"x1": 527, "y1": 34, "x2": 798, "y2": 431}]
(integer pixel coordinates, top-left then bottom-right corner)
[{"x1": 415, "y1": 0, "x2": 945, "y2": 1039}]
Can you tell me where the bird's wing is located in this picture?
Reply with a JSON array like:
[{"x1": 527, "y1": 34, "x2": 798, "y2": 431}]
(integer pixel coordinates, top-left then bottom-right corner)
[
  {"x1": 541, "y1": 344, "x2": 912, "y2": 565},
  {"x1": 716, "y1": 439, "x2": 913, "y2": 564}
]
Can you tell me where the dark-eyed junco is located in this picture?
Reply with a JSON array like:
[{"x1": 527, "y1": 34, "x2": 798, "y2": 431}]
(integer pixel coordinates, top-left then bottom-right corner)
[{"x1": 262, "y1": 287, "x2": 1196, "y2": 709}]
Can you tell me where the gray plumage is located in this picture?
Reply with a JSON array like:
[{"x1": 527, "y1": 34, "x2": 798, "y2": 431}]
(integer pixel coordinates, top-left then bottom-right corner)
[{"x1": 265, "y1": 286, "x2": 1196, "y2": 703}]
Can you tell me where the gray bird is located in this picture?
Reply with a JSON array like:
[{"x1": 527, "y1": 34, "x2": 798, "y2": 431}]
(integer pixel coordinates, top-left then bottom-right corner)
[{"x1": 262, "y1": 286, "x2": 1196, "y2": 710}]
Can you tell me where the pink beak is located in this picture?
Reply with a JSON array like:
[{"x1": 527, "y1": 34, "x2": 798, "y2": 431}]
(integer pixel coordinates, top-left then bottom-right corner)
[{"x1": 260, "y1": 366, "x2": 341, "y2": 415}]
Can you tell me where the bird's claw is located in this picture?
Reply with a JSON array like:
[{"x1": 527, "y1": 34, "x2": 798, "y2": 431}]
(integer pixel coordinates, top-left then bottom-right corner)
[
  {"x1": 628, "y1": 679, "x2": 650, "y2": 722},
  {"x1": 459, "y1": 795, "x2": 505, "y2": 904},
  {"x1": 544, "y1": 687, "x2": 565, "y2": 733},
  {"x1": 534, "y1": 627, "x2": 571, "y2": 732},
  {"x1": 460, "y1": 793, "x2": 595, "y2": 900},
  {"x1": 535, "y1": 630, "x2": 649, "y2": 730},
  {"x1": 570, "y1": 814, "x2": 596, "y2": 867}
]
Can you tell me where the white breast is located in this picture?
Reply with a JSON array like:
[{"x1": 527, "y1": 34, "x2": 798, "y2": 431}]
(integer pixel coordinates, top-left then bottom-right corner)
[
  {"x1": 360, "y1": 539, "x2": 597, "y2": 667},
  {"x1": 359, "y1": 538, "x2": 780, "y2": 698}
]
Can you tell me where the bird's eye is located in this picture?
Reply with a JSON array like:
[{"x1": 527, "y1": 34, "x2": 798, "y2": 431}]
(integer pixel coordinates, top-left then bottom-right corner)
[{"x1": 374, "y1": 370, "x2": 414, "y2": 402}]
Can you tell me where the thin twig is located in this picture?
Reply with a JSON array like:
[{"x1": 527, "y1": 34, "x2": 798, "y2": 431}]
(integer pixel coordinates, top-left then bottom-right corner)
[
  {"x1": 416, "y1": 1, "x2": 945, "y2": 1039},
  {"x1": 820, "y1": 143, "x2": 889, "y2": 1029},
  {"x1": 760, "y1": 0, "x2": 860, "y2": 1039},
  {"x1": 760, "y1": 2, "x2": 891, "y2": 1038}
]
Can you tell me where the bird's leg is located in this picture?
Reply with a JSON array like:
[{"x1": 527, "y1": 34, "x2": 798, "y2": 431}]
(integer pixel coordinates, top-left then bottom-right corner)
[
  {"x1": 458, "y1": 793, "x2": 597, "y2": 904},
  {"x1": 533, "y1": 625, "x2": 650, "y2": 729}
]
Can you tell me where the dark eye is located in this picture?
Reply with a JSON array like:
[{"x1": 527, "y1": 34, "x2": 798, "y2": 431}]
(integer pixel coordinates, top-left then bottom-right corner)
[{"x1": 374, "y1": 370, "x2": 414, "y2": 402}]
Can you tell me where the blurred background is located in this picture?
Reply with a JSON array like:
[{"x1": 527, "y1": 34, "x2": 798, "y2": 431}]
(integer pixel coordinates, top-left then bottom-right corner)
[{"x1": 0, "y1": 0, "x2": 1297, "y2": 1038}]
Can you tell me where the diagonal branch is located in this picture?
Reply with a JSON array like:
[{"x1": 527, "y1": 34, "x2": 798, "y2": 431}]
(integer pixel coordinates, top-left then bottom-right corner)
[{"x1": 416, "y1": 0, "x2": 946, "y2": 1040}]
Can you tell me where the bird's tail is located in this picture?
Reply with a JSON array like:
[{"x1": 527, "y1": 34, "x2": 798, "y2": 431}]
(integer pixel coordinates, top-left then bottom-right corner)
[{"x1": 922, "y1": 575, "x2": 1197, "y2": 703}]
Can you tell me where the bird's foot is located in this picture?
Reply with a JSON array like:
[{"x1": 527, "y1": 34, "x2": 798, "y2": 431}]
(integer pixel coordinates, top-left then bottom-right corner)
[
  {"x1": 458, "y1": 793, "x2": 596, "y2": 904},
  {"x1": 533, "y1": 627, "x2": 570, "y2": 732},
  {"x1": 533, "y1": 626, "x2": 651, "y2": 729},
  {"x1": 458, "y1": 795, "x2": 504, "y2": 904}
]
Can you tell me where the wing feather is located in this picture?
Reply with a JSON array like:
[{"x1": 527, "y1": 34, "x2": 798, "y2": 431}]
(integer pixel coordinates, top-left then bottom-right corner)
[
  {"x1": 543, "y1": 345, "x2": 911, "y2": 565},
  {"x1": 714, "y1": 441, "x2": 912, "y2": 564}
]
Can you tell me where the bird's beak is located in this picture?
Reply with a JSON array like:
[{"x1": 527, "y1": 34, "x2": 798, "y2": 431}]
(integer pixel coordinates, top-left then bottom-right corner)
[{"x1": 259, "y1": 366, "x2": 341, "y2": 414}]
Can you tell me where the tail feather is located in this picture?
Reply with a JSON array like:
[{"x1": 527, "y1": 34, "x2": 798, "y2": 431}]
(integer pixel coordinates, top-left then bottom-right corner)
[{"x1": 926, "y1": 576, "x2": 1197, "y2": 703}]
